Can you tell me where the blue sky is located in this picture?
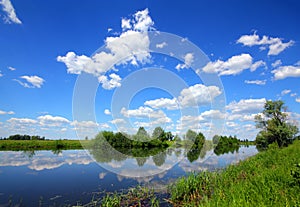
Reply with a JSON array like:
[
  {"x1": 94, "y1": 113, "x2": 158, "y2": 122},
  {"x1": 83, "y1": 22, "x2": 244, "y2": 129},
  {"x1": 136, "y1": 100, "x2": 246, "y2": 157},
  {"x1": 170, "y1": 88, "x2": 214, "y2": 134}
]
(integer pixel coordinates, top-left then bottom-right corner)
[{"x1": 0, "y1": 0, "x2": 300, "y2": 140}]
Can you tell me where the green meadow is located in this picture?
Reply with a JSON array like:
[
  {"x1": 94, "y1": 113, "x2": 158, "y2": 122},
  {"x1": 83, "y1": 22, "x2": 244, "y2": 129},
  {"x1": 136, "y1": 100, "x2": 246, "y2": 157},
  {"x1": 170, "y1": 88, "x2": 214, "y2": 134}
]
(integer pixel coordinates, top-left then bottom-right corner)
[
  {"x1": 0, "y1": 139, "x2": 86, "y2": 151},
  {"x1": 99, "y1": 140, "x2": 300, "y2": 207}
]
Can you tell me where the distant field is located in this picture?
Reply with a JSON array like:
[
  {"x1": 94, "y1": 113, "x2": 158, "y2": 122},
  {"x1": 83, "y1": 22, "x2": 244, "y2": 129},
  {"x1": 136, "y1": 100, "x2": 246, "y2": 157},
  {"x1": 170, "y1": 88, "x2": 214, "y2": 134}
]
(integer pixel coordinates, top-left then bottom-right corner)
[{"x1": 0, "y1": 140, "x2": 89, "y2": 151}]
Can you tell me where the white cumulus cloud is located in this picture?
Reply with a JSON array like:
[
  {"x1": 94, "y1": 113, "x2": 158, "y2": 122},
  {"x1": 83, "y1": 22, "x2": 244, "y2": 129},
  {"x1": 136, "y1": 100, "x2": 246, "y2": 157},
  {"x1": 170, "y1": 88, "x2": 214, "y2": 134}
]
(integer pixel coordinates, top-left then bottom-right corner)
[
  {"x1": 178, "y1": 84, "x2": 222, "y2": 108},
  {"x1": 202, "y1": 53, "x2": 265, "y2": 76},
  {"x1": 271, "y1": 64, "x2": 300, "y2": 80},
  {"x1": 104, "y1": 109, "x2": 111, "y2": 115},
  {"x1": 98, "y1": 73, "x2": 121, "y2": 90},
  {"x1": 271, "y1": 60, "x2": 282, "y2": 68},
  {"x1": 176, "y1": 53, "x2": 194, "y2": 70},
  {"x1": 0, "y1": 0, "x2": 22, "y2": 24},
  {"x1": 237, "y1": 33, "x2": 294, "y2": 55},
  {"x1": 57, "y1": 9, "x2": 153, "y2": 89},
  {"x1": 144, "y1": 98, "x2": 179, "y2": 110},
  {"x1": 144, "y1": 84, "x2": 221, "y2": 110},
  {"x1": 110, "y1": 118, "x2": 126, "y2": 124},
  {"x1": 226, "y1": 98, "x2": 266, "y2": 115},
  {"x1": 38, "y1": 115, "x2": 70, "y2": 127}
]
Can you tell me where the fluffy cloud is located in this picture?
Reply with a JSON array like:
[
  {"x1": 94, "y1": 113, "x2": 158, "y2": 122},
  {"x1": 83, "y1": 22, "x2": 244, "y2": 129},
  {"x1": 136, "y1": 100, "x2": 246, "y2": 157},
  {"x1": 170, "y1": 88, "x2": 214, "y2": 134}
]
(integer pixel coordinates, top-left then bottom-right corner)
[
  {"x1": 57, "y1": 9, "x2": 153, "y2": 90},
  {"x1": 156, "y1": 42, "x2": 167, "y2": 49},
  {"x1": 200, "y1": 110, "x2": 225, "y2": 120},
  {"x1": 202, "y1": 54, "x2": 265, "y2": 76},
  {"x1": 0, "y1": 110, "x2": 14, "y2": 115},
  {"x1": 178, "y1": 84, "x2": 222, "y2": 108},
  {"x1": 120, "y1": 106, "x2": 171, "y2": 128},
  {"x1": 71, "y1": 120, "x2": 99, "y2": 128},
  {"x1": 244, "y1": 79, "x2": 266, "y2": 85},
  {"x1": 98, "y1": 73, "x2": 121, "y2": 90},
  {"x1": 176, "y1": 53, "x2": 194, "y2": 70},
  {"x1": 296, "y1": 98, "x2": 300, "y2": 103},
  {"x1": 110, "y1": 118, "x2": 126, "y2": 124},
  {"x1": 143, "y1": 84, "x2": 221, "y2": 110},
  {"x1": 237, "y1": 33, "x2": 294, "y2": 55},
  {"x1": 271, "y1": 64, "x2": 300, "y2": 80},
  {"x1": 121, "y1": 106, "x2": 156, "y2": 118},
  {"x1": 121, "y1": 18, "x2": 131, "y2": 30},
  {"x1": 0, "y1": 0, "x2": 22, "y2": 24},
  {"x1": 38, "y1": 115, "x2": 70, "y2": 127},
  {"x1": 132, "y1": 8, "x2": 154, "y2": 32},
  {"x1": 104, "y1": 109, "x2": 111, "y2": 115},
  {"x1": 15, "y1": 75, "x2": 45, "y2": 88},
  {"x1": 134, "y1": 115, "x2": 172, "y2": 128},
  {"x1": 271, "y1": 60, "x2": 282, "y2": 68},
  {"x1": 144, "y1": 98, "x2": 179, "y2": 110},
  {"x1": 226, "y1": 98, "x2": 266, "y2": 115}
]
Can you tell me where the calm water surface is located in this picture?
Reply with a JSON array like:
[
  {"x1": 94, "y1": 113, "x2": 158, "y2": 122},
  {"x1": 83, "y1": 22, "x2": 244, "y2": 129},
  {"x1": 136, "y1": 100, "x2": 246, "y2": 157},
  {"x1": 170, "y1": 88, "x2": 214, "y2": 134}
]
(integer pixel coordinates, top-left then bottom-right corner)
[{"x1": 0, "y1": 146, "x2": 258, "y2": 206}]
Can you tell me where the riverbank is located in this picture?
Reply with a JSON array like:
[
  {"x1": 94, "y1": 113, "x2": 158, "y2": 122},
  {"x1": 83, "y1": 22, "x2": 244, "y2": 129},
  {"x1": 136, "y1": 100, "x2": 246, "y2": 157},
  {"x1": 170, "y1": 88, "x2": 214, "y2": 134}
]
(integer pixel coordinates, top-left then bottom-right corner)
[
  {"x1": 0, "y1": 139, "x2": 86, "y2": 150},
  {"x1": 100, "y1": 140, "x2": 300, "y2": 206}
]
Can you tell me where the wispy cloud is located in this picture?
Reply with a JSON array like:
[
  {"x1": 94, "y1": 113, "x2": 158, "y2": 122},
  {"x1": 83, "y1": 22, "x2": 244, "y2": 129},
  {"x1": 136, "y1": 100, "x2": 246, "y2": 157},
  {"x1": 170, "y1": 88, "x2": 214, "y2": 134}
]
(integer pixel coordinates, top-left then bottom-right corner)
[
  {"x1": 14, "y1": 75, "x2": 45, "y2": 88},
  {"x1": 244, "y1": 79, "x2": 266, "y2": 85},
  {"x1": 0, "y1": 110, "x2": 14, "y2": 115},
  {"x1": 0, "y1": 0, "x2": 22, "y2": 24},
  {"x1": 281, "y1": 89, "x2": 291, "y2": 96},
  {"x1": 8, "y1": 66, "x2": 16, "y2": 71},
  {"x1": 237, "y1": 32, "x2": 294, "y2": 55}
]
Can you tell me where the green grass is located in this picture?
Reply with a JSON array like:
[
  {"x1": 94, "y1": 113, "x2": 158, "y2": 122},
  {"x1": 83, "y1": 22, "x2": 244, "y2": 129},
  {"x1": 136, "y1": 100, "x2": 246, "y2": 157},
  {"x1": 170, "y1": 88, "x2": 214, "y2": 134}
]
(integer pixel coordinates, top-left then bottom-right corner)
[
  {"x1": 59, "y1": 140, "x2": 300, "y2": 206},
  {"x1": 0, "y1": 139, "x2": 88, "y2": 150},
  {"x1": 169, "y1": 140, "x2": 300, "y2": 206}
]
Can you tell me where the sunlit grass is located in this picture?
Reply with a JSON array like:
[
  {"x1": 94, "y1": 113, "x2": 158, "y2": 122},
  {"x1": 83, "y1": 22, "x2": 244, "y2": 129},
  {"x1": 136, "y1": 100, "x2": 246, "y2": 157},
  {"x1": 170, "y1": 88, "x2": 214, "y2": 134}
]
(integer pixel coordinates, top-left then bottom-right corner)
[{"x1": 169, "y1": 140, "x2": 300, "y2": 206}]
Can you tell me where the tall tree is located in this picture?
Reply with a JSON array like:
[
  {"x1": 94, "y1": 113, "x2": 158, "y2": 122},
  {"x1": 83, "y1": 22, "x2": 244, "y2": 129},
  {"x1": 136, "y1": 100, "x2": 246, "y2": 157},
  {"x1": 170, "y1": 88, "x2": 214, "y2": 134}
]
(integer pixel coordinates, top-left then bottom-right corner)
[
  {"x1": 185, "y1": 129, "x2": 197, "y2": 142},
  {"x1": 152, "y1": 126, "x2": 164, "y2": 138},
  {"x1": 255, "y1": 100, "x2": 298, "y2": 148},
  {"x1": 134, "y1": 127, "x2": 150, "y2": 142}
]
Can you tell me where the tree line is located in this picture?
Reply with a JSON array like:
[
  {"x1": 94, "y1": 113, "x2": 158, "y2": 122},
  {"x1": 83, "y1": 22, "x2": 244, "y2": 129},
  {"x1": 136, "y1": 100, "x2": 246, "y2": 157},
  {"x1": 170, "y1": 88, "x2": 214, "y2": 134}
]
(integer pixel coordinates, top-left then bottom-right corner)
[
  {"x1": 0, "y1": 134, "x2": 46, "y2": 140},
  {"x1": 95, "y1": 126, "x2": 175, "y2": 149}
]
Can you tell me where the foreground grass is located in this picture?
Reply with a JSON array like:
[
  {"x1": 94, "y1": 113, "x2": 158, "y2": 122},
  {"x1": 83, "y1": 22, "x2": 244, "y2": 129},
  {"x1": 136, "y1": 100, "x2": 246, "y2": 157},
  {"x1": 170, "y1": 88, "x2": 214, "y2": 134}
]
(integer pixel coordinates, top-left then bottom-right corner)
[
  {"x1": 169, "y1": 140, "x2": 300, "y2": 206},
  {"x1": 99, "y1": 141, "x2": 300, "y2": 206},
  {"x1": 0, "y1": 139, "x2": 88, "y2": 150}
]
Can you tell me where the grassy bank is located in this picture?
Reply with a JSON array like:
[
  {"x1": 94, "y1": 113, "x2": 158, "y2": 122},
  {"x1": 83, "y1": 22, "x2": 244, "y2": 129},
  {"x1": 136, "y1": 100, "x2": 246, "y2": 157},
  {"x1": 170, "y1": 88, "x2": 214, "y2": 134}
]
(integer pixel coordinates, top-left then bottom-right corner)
[
  {"x1": 169, "y1": 140, "x2": 300, "y2": 206},
  {"x1": 98, "y1": 141, "x2": 300, "y2": 206},
  {"x1": 0, "y1": 139, "x2": 87, "y2": 150}
]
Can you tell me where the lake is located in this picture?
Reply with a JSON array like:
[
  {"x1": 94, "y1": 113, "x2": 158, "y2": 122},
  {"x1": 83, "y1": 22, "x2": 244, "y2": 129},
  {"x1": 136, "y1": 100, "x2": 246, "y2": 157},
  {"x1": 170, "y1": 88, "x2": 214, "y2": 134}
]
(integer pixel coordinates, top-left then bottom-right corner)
[{"x1": 0, "y1": 145, "x2": 258, "y2": 206}]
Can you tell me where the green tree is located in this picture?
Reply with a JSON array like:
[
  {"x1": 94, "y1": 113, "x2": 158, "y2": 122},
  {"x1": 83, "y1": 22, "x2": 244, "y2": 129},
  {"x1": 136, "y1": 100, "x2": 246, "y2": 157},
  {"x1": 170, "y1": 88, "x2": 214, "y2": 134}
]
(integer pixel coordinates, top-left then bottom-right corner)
[
  {"x1": 194, "y1": 132, "x2": 205, "y2": 147},
  {"x1": 255, "y1": 100, "x2": 299, "y2": 148},
  {"x1": 152, "y1": 126, "x2": 164, "y2": 139},
  {"x1": 137, "y1": 127, "x2": 148, "y2": 137},
  {"x1": 185, "y1": 129, "x2": 197, "y2": 142},
  {"x1": 212, "y1": 135, "x2": 220, "y2": 145}
]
